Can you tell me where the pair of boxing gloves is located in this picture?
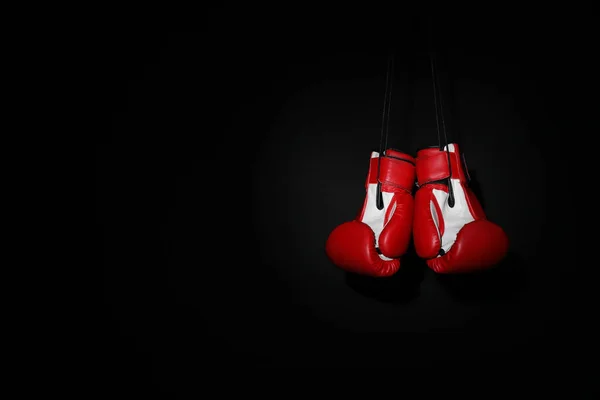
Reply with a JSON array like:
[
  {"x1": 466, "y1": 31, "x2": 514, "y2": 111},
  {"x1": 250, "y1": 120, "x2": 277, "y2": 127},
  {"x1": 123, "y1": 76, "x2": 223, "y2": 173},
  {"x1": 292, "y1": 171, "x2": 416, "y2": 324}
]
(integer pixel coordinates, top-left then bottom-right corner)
[{"x1": 325, "y1": 143, "x2": 509, "y2": 276}]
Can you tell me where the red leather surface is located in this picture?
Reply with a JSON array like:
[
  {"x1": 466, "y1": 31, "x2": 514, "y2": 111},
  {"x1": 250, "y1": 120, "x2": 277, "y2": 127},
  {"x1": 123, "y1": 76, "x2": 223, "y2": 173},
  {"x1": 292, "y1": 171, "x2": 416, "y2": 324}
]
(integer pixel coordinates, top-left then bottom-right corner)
[
  {"x1": 378, "y1": 191, "x2": 414, "y2": 258},
  {"x1": 416, "y1": 145, "x2": 468, "y2": 186},
  {"x1": 325, "y1": 221, "x2": 401, "y2": 277},
  {"x1": 366, "y1": 150, "x2": 415, "y2": 192},
  {"x1": 426, "y1": 220, "x2": 509, "y2": 273}
]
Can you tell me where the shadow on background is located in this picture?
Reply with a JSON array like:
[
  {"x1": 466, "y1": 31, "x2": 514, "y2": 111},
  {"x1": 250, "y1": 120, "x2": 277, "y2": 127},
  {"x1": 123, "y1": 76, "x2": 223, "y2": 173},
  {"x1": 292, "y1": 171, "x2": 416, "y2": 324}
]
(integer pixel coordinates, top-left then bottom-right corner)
[
  {"x1": 344, "y1": 243, "x2": 425, "y2": 304},
  {"x1": 433, "y1": 251, "x2": 528, "y2": 304}
]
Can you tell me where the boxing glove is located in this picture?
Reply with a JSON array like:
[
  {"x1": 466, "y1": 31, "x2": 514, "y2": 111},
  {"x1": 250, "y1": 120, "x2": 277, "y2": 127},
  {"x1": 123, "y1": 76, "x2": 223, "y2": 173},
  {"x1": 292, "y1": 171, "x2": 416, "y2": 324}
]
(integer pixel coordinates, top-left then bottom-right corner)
[
  {"x1": 413, "y1": 143, "x2": 509, "y2": 273},
  {"x1": 325, "y1": 149, "x2": 415, "y2": 277}
]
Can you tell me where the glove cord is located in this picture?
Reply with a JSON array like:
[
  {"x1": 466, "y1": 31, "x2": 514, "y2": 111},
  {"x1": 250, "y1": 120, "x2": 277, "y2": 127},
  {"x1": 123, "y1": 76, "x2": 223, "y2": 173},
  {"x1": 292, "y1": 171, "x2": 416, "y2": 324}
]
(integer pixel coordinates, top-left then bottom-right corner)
[
  {"x1": 376, "y1": 49, "x2": 395, "y2": 210},
  {"x1": 428, "y1": 17, "x2": 455, "y2": 207}
]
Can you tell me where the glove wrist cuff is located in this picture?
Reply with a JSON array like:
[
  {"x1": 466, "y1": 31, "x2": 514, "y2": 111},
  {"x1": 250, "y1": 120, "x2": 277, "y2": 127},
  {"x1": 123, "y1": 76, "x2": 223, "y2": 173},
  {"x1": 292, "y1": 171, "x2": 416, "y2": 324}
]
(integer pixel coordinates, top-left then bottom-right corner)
[
  {"x1": 416, "y1": 144, "x2": 469, "y2": 186},
  {"x1": 367, "y1": 149, "x2": 415, "y2": 193}
]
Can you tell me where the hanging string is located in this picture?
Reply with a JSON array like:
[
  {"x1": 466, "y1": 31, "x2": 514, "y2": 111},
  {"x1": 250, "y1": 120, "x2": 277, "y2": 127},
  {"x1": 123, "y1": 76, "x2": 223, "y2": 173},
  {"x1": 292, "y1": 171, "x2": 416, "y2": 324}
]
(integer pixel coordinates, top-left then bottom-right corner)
[
  {"x1": 376, "y1": 50, "x2": 395, "y2": 210},
  {"x1": 428, "y1": 18, "x2": 455, "y2": 208},
  {"x1": 434, "y1": 54, "x2": 450, "y2": 151},
  {"x1": 427, "y1": 17, "x2": 448, "y2": 151},
  {"x1": 378, "y1": 50, "x2": 395, "y2": 157}
]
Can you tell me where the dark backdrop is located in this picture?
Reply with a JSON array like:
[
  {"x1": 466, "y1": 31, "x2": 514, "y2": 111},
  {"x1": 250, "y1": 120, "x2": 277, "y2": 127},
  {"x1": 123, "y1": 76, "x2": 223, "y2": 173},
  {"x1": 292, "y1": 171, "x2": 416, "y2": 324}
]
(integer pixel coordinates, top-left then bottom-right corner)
[{"x1": 96, "y1": 9, "x2": 588, "y2": 396}]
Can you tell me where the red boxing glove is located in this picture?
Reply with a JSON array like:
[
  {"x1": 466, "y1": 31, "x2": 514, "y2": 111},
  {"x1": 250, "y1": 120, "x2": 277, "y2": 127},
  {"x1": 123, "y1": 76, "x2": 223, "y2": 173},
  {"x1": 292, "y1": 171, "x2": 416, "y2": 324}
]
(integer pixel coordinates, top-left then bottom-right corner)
[
  {"x1": 413, "y1": 143, "x2": 509, "y2": 273},
  {"x1": 325, "y1": 149, "x2": 415, "y2": 277}
]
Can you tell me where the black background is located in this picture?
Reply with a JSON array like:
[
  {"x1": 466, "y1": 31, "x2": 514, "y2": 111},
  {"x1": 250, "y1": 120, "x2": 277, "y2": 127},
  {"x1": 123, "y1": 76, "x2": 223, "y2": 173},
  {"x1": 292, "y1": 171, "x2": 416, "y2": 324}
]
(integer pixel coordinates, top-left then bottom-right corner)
[{"x1": 96, "y1": 8, "x2": 590, "y2": 396}]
